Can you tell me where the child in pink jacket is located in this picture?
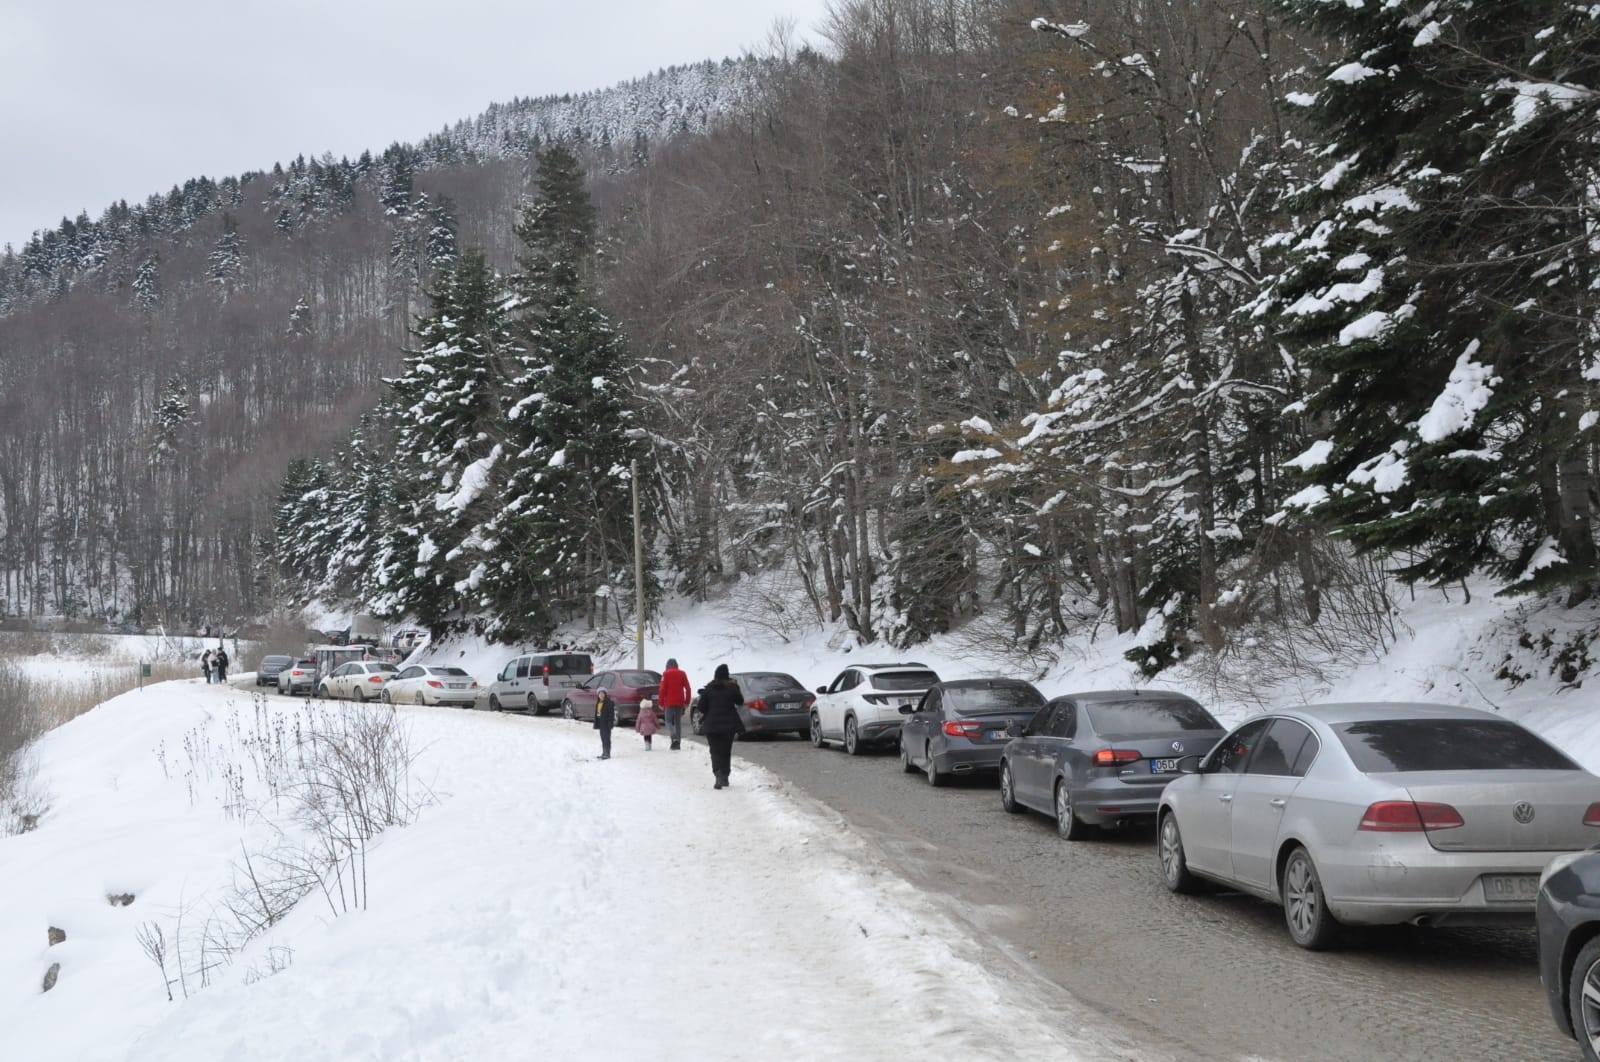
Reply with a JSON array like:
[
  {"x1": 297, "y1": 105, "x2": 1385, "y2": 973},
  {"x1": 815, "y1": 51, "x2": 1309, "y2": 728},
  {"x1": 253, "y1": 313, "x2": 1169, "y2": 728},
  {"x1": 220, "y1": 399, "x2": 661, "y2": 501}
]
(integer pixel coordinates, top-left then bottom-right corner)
[{"x1": 636, "y1": 698, "x2": 660, "y2": 751}]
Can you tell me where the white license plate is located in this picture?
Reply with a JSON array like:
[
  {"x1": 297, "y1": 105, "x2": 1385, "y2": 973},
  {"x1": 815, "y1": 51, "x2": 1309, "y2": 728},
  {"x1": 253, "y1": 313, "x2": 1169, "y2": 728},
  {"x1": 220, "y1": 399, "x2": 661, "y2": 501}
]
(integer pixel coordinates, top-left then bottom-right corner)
[
  {"x1": 1482, "y1": 874, "x2": 1539, "y2": 903},
  {"x1": 448, "y1": 683, "x2": 468, "y2": 689},
  {"x1": 1151, "y1": 758, "x2": 1180, "y2": 774},
  {"x1": 988, "y1": 731, "x2": 1008, "y2": 741}
]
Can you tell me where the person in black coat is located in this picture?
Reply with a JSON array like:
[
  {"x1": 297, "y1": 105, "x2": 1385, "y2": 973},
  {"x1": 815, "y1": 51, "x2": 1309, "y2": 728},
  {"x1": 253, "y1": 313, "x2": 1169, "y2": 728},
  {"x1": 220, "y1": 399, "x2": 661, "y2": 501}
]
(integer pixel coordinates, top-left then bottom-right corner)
[
  {"x1": 697, "y1": 664, "x2": 745, "y2": 789},
  {"x1": 593, "y1": 687, "x2": 616, "y2": 760}
]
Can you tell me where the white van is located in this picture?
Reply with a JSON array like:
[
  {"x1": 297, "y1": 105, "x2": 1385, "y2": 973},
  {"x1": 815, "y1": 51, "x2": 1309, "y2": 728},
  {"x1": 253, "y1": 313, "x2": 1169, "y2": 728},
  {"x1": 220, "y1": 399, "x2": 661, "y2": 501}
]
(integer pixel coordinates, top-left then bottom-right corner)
[{"x1": 485, "y1": 651, "x2": 594, "y2": 714}]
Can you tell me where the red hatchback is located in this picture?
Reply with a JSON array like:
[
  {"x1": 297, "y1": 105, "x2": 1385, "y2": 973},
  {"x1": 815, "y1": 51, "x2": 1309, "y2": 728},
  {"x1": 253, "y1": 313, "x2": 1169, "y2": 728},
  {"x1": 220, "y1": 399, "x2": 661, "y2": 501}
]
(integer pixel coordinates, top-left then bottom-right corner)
[{"x1": 561, "y1": 669, "x2": 661, "y2": 724}]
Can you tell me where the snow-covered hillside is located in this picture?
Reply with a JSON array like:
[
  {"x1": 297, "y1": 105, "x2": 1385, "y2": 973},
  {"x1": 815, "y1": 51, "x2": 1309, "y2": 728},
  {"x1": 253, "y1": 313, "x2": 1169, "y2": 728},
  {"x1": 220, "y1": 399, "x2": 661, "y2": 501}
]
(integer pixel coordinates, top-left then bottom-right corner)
[{"x1": 0, "y1": 678, "x2": 1105, "y2": 1061}]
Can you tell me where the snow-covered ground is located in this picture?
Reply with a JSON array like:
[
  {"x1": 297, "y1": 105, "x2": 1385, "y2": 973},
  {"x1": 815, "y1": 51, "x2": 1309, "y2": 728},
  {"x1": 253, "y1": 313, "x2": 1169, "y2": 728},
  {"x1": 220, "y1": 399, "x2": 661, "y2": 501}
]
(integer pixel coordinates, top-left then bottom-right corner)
[{"x1": 0, "y1": 678, "x2": 1107, "y2": 1060}]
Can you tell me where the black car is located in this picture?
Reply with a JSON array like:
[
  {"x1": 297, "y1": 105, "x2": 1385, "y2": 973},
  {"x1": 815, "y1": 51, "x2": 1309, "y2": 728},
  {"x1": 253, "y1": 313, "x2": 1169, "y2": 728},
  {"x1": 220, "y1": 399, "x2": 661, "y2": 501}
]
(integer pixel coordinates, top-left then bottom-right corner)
[
  {"x1": 897, "y1": 678, "x2": 1045, "y2": 786},
  {"x1": 1537, "y1": 845, "x2": 1600, "y2": 1057},
  {"x1": 255, "y1": 654, "x2": 293, "y2": 686},
  {"x1": 691, "y1": 672, "x2": 815, "y2": 738}
]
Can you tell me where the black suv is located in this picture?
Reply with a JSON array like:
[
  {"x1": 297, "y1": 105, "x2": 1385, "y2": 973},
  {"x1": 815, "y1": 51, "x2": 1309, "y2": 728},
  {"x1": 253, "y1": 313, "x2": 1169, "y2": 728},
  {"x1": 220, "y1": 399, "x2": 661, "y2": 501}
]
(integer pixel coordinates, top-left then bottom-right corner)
[{"x1": 1537, "y1": 845, "x2": 1600, "y2": 1058}]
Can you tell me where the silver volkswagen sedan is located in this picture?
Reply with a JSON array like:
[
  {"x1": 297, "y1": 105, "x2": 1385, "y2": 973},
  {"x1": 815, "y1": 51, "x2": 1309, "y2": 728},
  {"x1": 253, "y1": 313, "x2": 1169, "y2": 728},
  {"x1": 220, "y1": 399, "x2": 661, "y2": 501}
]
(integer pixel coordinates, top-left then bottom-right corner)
[{"x1": 1157, "y1": 703, "x2": 1600, "y2": 949}]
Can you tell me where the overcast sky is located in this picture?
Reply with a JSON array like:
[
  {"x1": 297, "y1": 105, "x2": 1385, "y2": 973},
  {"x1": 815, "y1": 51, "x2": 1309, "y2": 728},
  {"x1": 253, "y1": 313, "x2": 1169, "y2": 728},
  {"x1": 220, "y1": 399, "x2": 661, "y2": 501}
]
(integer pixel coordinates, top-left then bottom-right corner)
[{"x1": 0, "y1": 0, "x2": 834, "y2": 252}]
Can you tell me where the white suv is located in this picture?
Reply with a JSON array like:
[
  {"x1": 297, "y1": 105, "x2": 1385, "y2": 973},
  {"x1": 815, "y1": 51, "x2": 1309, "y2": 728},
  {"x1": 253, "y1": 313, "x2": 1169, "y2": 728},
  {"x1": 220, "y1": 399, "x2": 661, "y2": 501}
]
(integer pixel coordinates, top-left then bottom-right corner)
[{"x1": 810, "y1": 663, "x2": 941, "y2": 756}]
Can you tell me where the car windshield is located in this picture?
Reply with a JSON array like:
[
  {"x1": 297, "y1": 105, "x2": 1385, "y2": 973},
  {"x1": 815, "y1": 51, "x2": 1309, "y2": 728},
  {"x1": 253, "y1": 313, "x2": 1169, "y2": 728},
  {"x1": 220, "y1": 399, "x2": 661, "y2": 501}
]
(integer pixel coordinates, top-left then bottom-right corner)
[
  {"x1": 294, "y1": 660, "x2": 315, "y2": 668},
  {"x1": 1085, "y1": 699, "x2": 1220, "y2": 737},
  {"x1": 872, "y1": 670, "x2": 939, "y2": 691},
  {"x1": 618, "y1": 671, "x2": 659, "y2": 686},
  {"x1": 541, "y1": 654, "x2": 592, "y2": 674},
  {"x1": 1334, "y1": 719, "x2": 1578, "y2": 772},
  {"x1": 427, "y1": 667, "x2": 470, "y2": 677},
  {"x1": 945, "y1": 685, "x2": 1045, "y2": 716},
  {"x1": 738, "y1": 673, "x2": 804, "y2": 694}
]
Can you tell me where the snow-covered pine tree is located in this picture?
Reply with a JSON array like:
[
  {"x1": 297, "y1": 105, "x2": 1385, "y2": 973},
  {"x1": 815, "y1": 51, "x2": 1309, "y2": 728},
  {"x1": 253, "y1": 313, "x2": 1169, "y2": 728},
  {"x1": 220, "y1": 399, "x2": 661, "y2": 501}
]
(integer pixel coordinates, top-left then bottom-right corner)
[
  {"x1": 371, "y1": 251, "x2": 512, "y2": 632},
  {"x1": 480, "y1": 144, "x2": 644, "y2": 639},
  {"x1": 1263, "y1": 1, "x2": 1600, "y2": 599},
  {"x1": 132, "y1": 255, "x2": 160, "y2": 312},
  {"x1": 207, "y1": 213, "x2": 245, "y2": 292}
]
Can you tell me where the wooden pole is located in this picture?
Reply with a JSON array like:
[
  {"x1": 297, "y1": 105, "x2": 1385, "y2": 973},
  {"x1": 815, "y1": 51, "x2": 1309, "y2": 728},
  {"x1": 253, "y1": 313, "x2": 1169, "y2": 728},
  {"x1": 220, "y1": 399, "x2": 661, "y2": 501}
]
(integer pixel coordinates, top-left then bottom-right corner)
[{"x1": 632, "y1": 459, "x2": 644, "y2": 670}]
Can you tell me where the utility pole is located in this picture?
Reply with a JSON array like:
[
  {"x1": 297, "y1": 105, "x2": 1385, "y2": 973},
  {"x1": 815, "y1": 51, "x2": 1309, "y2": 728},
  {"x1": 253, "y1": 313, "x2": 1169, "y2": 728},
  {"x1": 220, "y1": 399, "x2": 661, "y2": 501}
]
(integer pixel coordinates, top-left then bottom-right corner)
[{"x1": 632, "y1": 458, "x2": 644, "y2": 670}]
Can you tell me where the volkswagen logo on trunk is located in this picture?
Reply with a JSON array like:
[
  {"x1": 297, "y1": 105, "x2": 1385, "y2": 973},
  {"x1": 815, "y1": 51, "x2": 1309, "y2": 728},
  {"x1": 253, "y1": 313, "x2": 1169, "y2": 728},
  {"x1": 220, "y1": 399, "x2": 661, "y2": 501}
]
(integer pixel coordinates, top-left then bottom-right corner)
[
  {"x1": 1513, "y1": 801, "x2": 1536, "y2": 824},
  {"x1": 1171, "y1": 740, "x2": 1184, "y2": 753}
]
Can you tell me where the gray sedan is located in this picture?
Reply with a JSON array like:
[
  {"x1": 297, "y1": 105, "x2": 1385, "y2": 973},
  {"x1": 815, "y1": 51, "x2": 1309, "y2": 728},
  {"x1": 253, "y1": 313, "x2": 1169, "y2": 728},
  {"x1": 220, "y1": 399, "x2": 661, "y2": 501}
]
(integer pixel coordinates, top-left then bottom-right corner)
[
  {"x1": 898, "y1": 679, "x2": 1044, "y2": 786},
  {"x1": 1157, "y1": 703, "x2": 1600, "y2": 949},
  {"x1": 999, "y1": 690, "x2": 1224, "y2": 839}
]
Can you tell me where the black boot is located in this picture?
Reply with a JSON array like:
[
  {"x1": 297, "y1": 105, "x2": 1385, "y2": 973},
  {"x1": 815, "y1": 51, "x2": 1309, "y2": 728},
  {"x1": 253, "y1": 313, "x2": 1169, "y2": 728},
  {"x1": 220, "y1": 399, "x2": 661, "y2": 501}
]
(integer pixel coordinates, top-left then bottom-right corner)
[
  {"x1": 670, "y1": 739, "x2": 681, "y2": 750},
  {"x1": 714, "y1": 774, "x2": 726, "y2": 789}
]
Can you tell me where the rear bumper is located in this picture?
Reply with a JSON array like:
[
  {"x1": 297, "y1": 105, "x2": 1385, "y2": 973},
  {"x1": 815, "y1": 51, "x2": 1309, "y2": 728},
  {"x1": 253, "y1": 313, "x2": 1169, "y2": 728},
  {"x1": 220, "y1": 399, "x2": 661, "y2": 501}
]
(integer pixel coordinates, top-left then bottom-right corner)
[
  {"x1": 741, "y1": 709, "x2": 809, "y2": 733},
  {"x1": 1319, "y1": 845, "x2": 1563, "y2": 926},
  {"x1": 427, "y1": 691, "x2": 479, "y2": 707},
  {"x1": 1071, "y1": 778, "x2": 1170, "y2": 824},
  {"x1": 932, "y1": 746, "x2": 1005, "y2": 774}
]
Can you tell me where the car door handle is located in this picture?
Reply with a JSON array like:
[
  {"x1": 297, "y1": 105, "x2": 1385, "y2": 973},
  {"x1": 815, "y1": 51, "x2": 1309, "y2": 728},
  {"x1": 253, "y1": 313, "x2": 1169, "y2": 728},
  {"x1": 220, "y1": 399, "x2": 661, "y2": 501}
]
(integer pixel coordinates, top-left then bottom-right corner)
[
  {"x1": 1218, "y1": 794, "x2": 1232, "y2": 803},
  {"x1": 1269, "y1": 798, "x2": 1286, "y2": 809}
]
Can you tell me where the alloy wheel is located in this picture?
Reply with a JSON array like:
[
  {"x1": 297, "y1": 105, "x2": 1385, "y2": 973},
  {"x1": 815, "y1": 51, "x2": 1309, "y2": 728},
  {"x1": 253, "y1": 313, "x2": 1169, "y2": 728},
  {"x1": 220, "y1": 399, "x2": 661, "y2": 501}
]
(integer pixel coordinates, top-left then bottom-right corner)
[
  {"x1": 999, "y1": 762, "x2": 1021, "y2": 813},
  {"x1": 489, "y1": 694, "x2": 500, "y2": 712},
  {"x1": 353, "y1": 685, "x2": 365, "y2": 703},
  {"x1": 563, "y1": 699, "x2": 575, "y2": 720},
  {"x1": 810, "y1": 713, "x2": 825, "y2": 748},
  {"x1": 1282, "y1": 848, "x2": 1338, "y2": 949},
  {"x1": 900, "y1": 740, "x2": 917, "y2": 773},
  {"x1": 844, "y1": 717, "x2": 860, "y2": 755},
  {"x1": 1574, "y1": 944, "x2": 1600, "y2": 1059},
  {"x1": 1055, "y1": 781, "x2": 1089, "y2": 840},
  {"x1": 925, "y1": 745, "x2": 944, "y2": 787},
  {"x1": 1158, "y1": 813, "x2": 1200, "y2": 893}
]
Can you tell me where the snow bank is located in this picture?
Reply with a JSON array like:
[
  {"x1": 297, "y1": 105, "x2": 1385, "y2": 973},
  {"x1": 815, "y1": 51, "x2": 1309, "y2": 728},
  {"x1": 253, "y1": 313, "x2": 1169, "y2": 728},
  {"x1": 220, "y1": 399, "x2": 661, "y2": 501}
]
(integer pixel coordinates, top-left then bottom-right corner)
[{"x1": 0, "y1": 678, "x2": 1093, "y2": 1061}]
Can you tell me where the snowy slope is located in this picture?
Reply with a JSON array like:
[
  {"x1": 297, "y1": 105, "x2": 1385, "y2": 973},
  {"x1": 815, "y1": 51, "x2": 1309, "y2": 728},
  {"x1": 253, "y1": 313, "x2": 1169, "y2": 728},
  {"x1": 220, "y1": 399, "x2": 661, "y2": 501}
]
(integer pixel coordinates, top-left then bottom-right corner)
[{"x1": 0, "y1": 679, "x2": 1108, "y2": 1061}]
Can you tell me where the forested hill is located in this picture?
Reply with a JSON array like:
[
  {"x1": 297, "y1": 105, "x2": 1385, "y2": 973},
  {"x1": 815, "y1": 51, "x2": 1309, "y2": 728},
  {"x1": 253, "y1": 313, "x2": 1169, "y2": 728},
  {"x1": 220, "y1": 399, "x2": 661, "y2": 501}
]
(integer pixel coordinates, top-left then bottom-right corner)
[{"x1": 0, "y1": 58, "x2": 763, "y2": 317}]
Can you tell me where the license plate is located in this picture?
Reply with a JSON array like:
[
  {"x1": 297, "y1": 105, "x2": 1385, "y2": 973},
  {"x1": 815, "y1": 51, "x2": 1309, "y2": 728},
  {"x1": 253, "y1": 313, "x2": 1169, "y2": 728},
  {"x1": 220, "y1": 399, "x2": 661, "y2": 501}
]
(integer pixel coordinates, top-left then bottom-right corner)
[
  {"x1": 1152, "y1": 758, "x2": 1179, "y2": 774},
  {"x1": 988, "y1": 731, "x2": 1008, "y2": 741},
  {"x1": 448, "y1": 683, "x2": 468, "y2": 689},
  {"x1": 1482, "y1": 874, "x2": 1540, "y2": 903}
]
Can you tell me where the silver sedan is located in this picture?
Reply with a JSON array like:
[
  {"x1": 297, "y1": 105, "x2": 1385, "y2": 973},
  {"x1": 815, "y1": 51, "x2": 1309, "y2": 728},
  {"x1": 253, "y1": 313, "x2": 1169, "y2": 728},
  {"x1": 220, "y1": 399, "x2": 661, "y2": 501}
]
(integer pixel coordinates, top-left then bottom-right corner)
[{"x1": 1157, "y1": 702, "x2": 1600, "y2": 949}]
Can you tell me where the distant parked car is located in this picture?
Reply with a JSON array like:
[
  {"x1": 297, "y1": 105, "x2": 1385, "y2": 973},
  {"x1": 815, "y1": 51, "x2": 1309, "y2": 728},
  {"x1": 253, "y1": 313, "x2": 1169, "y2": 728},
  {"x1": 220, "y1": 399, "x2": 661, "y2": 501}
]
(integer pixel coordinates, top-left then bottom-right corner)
[
  {"x1": 382, "y1": 665, "x2": 480, "y2": 707},
  {"x1": 276, "y1": 658, "x2": 319, "y2": 696},
  {"x1": 1001, "y1": 690, "x2": 1223, "y2": 839},
  {"x1": 1158, "y1": 703, "x2": 1600, "y2": 950},
  {"x1": 485, "y1": 651, "x2": 595, "y2": 714},
  {"x1": 811, "y1": 663, "x2": 941, "y2": 755},
  {"x1": 561, "y1": 670, "x2": 661, "y2": 724},
  {"x1": 256, "y1": 654, "x2": 293, "y2": 687},
  {"x1": 318, "y1": 661, "x2": 398, "y2": 701},
  {"x1": 690, "y1": 672, "x2": 814, "y2": 738},
  {"x1": 1537, "y1": 845, "x2": 1600, "y2": 1058},
  {"x1": 899, "y1": 679, "x2": 1045, "y2": 786}
]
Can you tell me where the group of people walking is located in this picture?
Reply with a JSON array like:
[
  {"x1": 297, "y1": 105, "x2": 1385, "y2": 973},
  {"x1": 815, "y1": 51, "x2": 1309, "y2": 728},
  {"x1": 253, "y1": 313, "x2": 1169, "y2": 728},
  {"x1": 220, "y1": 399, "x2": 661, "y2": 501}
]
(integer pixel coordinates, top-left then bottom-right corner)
[
  {"x1": 592, "y1": 656, "x2": 745, "y2": 789},
  {"x1": 199, "y1": 646, "x2": 230, "y2": 684}
]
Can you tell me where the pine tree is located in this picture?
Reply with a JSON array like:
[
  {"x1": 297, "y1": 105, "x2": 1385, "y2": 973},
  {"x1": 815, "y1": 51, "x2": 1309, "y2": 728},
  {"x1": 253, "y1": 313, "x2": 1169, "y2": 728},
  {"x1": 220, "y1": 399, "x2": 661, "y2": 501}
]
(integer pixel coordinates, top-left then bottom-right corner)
[
  {"x1": 132, "y1": 255, "x2": 160, "y2": 311},
  {"x1": 207, "y1": 213, "x2": 245, "y2": 292},
  {"x1": 1263, "y1": 0, "x2": 1600, "y2": 598},
  {"x1": 152, "y1": 376, "x2": 191, "y2": 457}
]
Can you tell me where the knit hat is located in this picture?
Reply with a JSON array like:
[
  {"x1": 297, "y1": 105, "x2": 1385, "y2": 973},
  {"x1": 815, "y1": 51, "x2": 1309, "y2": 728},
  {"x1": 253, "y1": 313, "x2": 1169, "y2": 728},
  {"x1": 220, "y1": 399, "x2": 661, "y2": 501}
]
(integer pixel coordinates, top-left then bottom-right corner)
[
  {"x1": 714, "y1": 663, "x2": 730, "y2": 681},
  {"x1": 666, "y1": 657, "x2": 678, "y2": 669}
]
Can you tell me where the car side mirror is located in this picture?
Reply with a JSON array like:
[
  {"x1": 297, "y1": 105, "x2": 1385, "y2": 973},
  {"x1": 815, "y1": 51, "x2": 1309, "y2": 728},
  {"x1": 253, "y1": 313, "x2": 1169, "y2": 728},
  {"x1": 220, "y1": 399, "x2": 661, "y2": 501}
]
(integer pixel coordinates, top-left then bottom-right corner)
[
  {"x1": 816, "y1": 686, "x2": 828, "y2": 695},
  {"x1": 898, "y1": 704, "x2": 914, "y2": 715},
  {"x1": 1177, "y1": 755, "x2": 1203, "y2": 775}
]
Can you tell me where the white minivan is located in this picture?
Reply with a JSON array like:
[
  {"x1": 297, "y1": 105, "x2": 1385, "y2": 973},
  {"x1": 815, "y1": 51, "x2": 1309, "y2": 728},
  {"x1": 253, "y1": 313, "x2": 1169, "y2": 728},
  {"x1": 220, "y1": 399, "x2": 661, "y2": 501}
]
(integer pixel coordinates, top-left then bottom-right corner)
[{"x1": 485, "y1": 651, "x2": 595, "y2": 714}]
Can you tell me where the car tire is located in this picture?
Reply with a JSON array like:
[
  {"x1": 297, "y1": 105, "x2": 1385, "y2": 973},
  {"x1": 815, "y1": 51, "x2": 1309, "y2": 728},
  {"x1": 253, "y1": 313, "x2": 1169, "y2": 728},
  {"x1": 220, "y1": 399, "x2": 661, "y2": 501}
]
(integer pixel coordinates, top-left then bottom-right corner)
[
  {"x1": 316, "y1": 684, "x2": 329, "y2": 700},
  {"x1": 562, "y1": 699, "x2": 576, "y2": 720},
  {"x1": 353, "y1": 686, "x2": 365, "y2": 703},
  {"x1": 999, "y1": 761, "x2": 1023, "y2": 814},
  {"x1": 382, "y1": 690, "x2": 392, "y2": 704},
  {"x1": 844, "y1": 716, "x2": 865, "y2": 755},
  {"x1": 899, "y1": 739, "x2": 917, "y2": 774},
  {"x1": 1054, "y1": 780, "x2": 1092, "y2": 841},
  {"x1": 1282, "y1": 847, "x2": 1341, "y2": 950},
  {"x1": 810, "y1": 712, "x2": 827, "y2": 748},
  {"x1": 1158, "y1": 811, "x2": 1203, "y2": 894},
  {"x1": 489, "y1": 694, "x2": 501, "y2": 712},
  {"x1": 1567, "y1": 936, "x2": 1600, "y2": 1060},
  {"x1": 533, "y1": 702, "x2": 548, "y2": 717},
  {"x1": 925, "y1": 746, "x2": 945, "y2": 787}
]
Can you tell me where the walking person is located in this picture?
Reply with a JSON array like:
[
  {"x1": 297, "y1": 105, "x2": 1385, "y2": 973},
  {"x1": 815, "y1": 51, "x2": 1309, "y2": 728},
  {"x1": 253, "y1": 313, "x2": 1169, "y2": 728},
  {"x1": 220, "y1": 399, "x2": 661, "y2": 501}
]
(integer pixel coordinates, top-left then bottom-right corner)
[
  {"x1": 637, "y1": 697, "x2": 660, "y2": 751},
  {"x1": 658, "y1": 657, "x2": 691, "y2": 750},
  {"x1": 697, "y1": 664, "x2": 745, "y2": 789},
  {"x1": 215, "y1": 647, "x2": 230, "y2": 684},
  {"x1": 593, "y1": 687, "x2": 616, "y2": 760},
  {"x1": 200, "y1": 649, "x2": 213, "y2": 684}
]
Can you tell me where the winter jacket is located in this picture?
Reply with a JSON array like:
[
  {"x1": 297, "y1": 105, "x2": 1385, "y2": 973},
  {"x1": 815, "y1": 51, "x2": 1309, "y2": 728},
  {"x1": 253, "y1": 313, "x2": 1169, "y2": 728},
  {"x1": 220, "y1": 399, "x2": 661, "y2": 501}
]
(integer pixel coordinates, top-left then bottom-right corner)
[
  {"x1": 592, "y1": 691, "x2": 616, "y2": 730},
  {"x1": 636, "y1": 702, "x2": 660, "y2": 737},
  {"x1": 658, "y1": 666, "x2": 692, "y2": 709},
  {"x1": 697, "y1": 679, "x2": 745, "y2": 735}
]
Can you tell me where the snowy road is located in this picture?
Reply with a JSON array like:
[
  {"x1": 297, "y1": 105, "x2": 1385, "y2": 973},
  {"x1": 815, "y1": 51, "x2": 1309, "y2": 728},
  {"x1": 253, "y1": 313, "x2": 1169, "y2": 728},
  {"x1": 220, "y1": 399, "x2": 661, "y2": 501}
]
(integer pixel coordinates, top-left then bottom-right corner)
[{"x1": 727, "y1": 733, "x2": 1572, "y2": 1062}]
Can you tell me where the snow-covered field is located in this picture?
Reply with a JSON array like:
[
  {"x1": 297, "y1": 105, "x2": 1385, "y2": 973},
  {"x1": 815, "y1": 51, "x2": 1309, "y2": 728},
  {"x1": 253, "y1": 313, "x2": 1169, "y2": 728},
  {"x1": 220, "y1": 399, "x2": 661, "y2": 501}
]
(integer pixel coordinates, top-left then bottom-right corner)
[{"x1": 0, "y1": 678, "x2": 1107, "y2": 1061}]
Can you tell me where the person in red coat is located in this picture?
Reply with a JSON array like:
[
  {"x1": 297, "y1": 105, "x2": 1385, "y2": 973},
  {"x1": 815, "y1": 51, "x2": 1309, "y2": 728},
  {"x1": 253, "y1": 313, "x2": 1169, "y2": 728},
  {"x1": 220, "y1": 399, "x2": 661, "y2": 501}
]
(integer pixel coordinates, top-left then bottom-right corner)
[{"x1": 658, "y1": 657, "x2": 692, "y2": 750}]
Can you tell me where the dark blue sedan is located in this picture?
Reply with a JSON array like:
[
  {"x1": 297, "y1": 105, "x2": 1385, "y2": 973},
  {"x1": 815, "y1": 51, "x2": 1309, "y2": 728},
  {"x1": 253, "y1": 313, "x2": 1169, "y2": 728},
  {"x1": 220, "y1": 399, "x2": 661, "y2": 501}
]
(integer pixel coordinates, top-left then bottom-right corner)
[
  {"x1": 897, "y1": 679, "x2": 1045, "y2": 786},
  {"x1": 999, "y1": 690, "x2": 1224, "y2": 840}
]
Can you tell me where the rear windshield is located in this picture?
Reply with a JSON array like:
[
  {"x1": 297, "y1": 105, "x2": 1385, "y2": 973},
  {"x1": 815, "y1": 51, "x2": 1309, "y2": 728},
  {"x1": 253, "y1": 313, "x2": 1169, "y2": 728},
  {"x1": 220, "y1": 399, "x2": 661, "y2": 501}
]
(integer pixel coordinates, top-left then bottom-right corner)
[
  {"x1": 1334, "y1": 719, "x2": 1578, "y2": 772},
  {"x1": 538, "y1": 654, "x2": 592, "y2": 675},
  {"x1": 370, "y1": 663, "x2": 398, "y2": 673},
  {"x1": 428, "y1": 667, "x2": 470, "y2": 677},
  {"x1": 617, "y1": 671, "x2": 659, "y2": 686},
  {"x1": 294, "y1": 659, "x2": 316, "y2": 668},
  {"x1": 946, "y1": 685, "x2": 1045, "y2": 716},
  {"x1": 738, "y1": 673, "x2": 804, "y2": 694},
  {"x1": 873, "y1": 670, "x2": 939, "y2": 691},
  {"x1": 262, "y1": 656, "x2": 291, "y2": 665},
  {"x1": 1086, "y1": 699, "x2": 1220, "y2": 737}
]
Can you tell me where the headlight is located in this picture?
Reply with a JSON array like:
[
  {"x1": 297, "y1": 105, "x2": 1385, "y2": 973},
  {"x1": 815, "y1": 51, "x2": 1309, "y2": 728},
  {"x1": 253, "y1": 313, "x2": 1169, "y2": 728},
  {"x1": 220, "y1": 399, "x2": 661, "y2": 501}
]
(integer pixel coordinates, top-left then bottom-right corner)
[{"x1": 1540, "y1": 850, "x2": 1585, "y2": 891}]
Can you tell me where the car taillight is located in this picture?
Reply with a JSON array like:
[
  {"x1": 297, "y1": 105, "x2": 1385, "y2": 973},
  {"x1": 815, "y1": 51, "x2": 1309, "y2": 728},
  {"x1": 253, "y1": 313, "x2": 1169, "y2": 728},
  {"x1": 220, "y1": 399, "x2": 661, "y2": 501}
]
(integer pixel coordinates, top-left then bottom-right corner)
[
  {"x1": 1584, "y1": 802, "x2": 1600, "y2": 827},
  {"x1": 803, "y1": 695, "x2": 816, "y2": 709},
  {"x1": 426, "y1": 679, "x2": 443, "y2": 688},
  {"x1": 1092, "y1": 749, "x2": 1141, "y2": 766},
  {"x1": 1358, "y1": 800, "x2": 1464, "y2": 831},
  {"x1": 543, "y1": 664, "x2": 550, "y2": 686},
  {"x1": 469, "y1": 681, "x2": 478, "y2": 688},
  {"x1": 942, "y1": 720, "x2": 983, "y2": 738},
  {"x1": 749, "y1": 698, "x2": 769, "y2": 712},
  {"x1": 368, "y1": 675, "x2": 384, "y2": 683}
]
